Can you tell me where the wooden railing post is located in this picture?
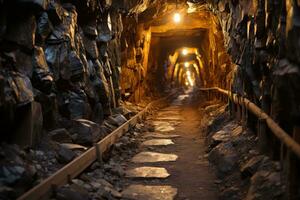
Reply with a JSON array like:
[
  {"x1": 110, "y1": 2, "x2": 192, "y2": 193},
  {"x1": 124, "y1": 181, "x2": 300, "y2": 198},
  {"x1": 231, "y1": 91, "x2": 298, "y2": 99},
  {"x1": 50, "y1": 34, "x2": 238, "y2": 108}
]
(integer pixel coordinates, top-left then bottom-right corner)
[
  {"x1": 198, "y1": 86, "x2": 300, "y2": 160},
  {"x1": 230, "y1": 93, "x2": 236, "y2": 119},
  {"x1": 258, "y1": 118, "x2": 268, "y2": 154},
  {"x1": 287, "y1": 126, "x2": 300, "y2": 200},
  {"x1": 241, "y1": 98, "x2": 247, "y2": 129},
  {"x1": 236, "y1": 97, "x2": 242, "y2": 121}
]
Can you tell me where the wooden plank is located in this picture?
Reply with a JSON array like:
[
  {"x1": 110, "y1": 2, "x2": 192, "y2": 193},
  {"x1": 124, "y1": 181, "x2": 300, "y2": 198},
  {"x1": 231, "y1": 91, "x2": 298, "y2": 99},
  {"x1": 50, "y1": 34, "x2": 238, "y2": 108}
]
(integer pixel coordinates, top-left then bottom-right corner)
[{"x1": 18, "y1": 147, "x2": 96, "y2": 200}]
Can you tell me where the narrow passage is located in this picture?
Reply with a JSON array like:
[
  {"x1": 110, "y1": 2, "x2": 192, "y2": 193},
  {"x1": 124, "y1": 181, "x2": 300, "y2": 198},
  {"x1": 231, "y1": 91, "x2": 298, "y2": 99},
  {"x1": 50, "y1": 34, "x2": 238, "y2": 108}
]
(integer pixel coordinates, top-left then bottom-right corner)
[{"x1": 122, "y1": 91, "x2": 218, "y2": 200}]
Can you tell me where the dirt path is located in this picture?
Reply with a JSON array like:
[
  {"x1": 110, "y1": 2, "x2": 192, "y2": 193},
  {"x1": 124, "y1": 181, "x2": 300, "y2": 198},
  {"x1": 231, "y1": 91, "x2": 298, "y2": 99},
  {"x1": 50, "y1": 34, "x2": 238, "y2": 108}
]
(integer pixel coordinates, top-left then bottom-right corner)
[{"x1": 122, "y1": 92, "x2": 218, "y2": 200}]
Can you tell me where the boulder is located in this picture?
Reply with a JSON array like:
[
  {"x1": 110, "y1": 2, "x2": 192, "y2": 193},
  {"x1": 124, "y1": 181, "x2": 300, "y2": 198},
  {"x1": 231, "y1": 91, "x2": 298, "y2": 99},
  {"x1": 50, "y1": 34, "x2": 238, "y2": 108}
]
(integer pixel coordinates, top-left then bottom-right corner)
[
  {"x1": 56, "y1": 144, "x2": 76, "y2": 164},
  {"x1": 245, "y1": 170, "x2": 285, "y2": 200},
  {"x1": 68, "y1": 119, "x2": 103, "y2": 145},
  {"x1": 208, "y1": 141, "x2": 239, "y2": 178},
  {"x1": 49, "y1": 128, "x2": 73, "y2": 143},
  {"x1": 208, "y1": 130, "x2": 230, "y2": 150},
  {"x1": 240, "y1": 155, "x2": 266, "y2": 178},
  {"x1": 107, "y1": 114, "x2": 127, "y2": 126}
]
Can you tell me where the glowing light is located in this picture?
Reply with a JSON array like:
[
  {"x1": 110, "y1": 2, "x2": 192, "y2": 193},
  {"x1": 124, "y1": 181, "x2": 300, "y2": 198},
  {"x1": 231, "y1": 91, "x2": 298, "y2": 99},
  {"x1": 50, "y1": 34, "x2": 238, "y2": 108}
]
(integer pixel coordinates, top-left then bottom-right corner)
[
  {"x1": 182, "y1": 49, "x2": 188, "y2": 55},
  {"x1": 173, "y1": 12, "x2": 181, "y2": 23},
  {"x1": 186, "y1": 70, "x2": 191, "y2": 76},
  {"x1": 186, "y1": 70, "x2": 194, "y2": 86},
  {"x1": 184, "y1": 62, "x2": 189, "y2": 68}
]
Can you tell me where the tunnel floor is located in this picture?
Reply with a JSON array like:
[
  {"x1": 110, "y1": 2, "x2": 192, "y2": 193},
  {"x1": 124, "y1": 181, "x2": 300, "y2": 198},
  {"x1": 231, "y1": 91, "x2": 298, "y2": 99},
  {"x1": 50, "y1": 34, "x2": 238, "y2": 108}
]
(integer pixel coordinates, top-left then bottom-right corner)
[{"x1": 121, "y1": 90, "x2": 218, "y2": 200}]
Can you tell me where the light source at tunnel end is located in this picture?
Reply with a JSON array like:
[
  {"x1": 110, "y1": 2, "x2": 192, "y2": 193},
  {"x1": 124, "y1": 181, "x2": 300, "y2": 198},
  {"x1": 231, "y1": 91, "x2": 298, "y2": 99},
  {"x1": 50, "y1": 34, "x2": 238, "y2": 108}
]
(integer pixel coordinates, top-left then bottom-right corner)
[
  {"x1": 184, "y1": 62, "x2": 189, "y2": 68},
  {"x1": 182, "y1": 48, "x2": 188, "y2": 55},
  {"x1": 173, "y1": 12, "x2": 181, "y2": 23}
]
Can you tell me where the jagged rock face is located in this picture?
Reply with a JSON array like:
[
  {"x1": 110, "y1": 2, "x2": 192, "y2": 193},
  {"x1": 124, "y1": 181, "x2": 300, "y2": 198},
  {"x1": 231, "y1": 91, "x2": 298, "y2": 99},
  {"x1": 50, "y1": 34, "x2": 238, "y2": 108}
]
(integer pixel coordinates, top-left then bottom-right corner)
[
  {"x1": 204, "y1": 0, "x2": 300, "y2": 136},
  {"x1": 0, "y1": 0, "x2": 299, "y2": 148},
  {"x1": 0, "y1": 0, "x2": 124, "y2": 145}
]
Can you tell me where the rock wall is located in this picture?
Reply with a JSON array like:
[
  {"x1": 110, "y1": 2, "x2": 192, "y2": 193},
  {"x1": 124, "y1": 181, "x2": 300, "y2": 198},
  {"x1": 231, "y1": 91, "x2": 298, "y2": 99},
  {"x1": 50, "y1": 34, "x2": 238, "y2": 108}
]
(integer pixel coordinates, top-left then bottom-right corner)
[
  {"x1": 2, "y1": 0, "x2": 299, "y2": 149},
  {"x1": 0, "y1": 0, "x2": 126, "y2": 145},
  {"x1": 205, "y1": 0, "x2": 300, "y2": 135}
]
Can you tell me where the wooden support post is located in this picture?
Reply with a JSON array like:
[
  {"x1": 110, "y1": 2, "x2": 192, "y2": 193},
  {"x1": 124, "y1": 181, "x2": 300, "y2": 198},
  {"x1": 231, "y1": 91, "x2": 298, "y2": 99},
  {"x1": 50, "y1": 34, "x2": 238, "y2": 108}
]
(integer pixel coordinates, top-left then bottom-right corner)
[
  {"x1": 241, "y1": 99, "x2": 247, "y2": 130},
  {"x1": 13, "y1": 102, "x2": 43, "y2": 147},
  {"x1": 293, "y1": 126, "x2": 300, "y2": 144},
  {"x1": 228, "y1": 95, "x2": 233, "y2": 118},
  {"x1": 236, "y1": 98, "x2": 242, "y2": 121},
  {"x1": 230, "y1": 97, "x2": 236, "y2": 119},
  {"x1": 258, "y1": 118, "x2": 268, "y2": 154},
  {"x1": 94, "y1": 143, "x2": 103, "y2": 164},
  {"x1": 287, "y1": 126, "x2": 300, "y2": 200}
]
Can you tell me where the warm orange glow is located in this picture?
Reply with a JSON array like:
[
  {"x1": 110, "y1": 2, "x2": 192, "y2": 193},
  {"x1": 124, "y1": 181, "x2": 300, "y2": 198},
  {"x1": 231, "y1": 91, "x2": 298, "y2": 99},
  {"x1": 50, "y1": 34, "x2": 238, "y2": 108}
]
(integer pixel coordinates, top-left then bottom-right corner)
[
  {"x1": 186, "y1": 70, "x2": 191, "y2": 77},
  {"x1": 186, "y1": 70, "x2": 194, "y2": 86},
  {"x1": 184, "y1": 62, "x2": 189, "y2": 68},
  {"x1": 173, "y1": 13, "x2": 181, "y2": 23},
  {"x1": 182, "y1": 49, "x2": 188, "y2": 55}
]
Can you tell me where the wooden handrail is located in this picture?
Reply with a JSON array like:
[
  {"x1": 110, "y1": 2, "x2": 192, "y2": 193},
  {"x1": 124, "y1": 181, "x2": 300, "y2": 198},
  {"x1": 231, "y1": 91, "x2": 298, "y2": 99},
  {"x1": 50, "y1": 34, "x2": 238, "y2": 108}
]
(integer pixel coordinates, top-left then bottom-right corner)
[
  {"x1": 199, "y1": 87, "x2": 300, "y2": 159},
  {"x1": 17, "y1": 92, "x2": 176, "y2": 200}
]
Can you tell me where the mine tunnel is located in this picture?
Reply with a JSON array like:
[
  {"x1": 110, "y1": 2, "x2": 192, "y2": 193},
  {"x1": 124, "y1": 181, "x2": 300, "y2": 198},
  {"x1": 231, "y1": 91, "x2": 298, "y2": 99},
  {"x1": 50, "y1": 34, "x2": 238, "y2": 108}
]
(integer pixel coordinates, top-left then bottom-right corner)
[{"x1": 1, "y1": 0, "x2": 300, "y2": 200}]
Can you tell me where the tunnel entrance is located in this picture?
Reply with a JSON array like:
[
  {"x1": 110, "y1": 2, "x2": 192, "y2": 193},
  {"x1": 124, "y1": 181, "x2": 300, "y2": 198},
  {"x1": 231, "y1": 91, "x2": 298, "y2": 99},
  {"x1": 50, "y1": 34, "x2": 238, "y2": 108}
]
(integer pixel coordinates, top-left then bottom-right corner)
[
  {"x1": 126, "y1": 6, "x2": 233, "y2": 100},
  {"x1": 118, "y1": 5, "x2": 232, "y2": 103}
]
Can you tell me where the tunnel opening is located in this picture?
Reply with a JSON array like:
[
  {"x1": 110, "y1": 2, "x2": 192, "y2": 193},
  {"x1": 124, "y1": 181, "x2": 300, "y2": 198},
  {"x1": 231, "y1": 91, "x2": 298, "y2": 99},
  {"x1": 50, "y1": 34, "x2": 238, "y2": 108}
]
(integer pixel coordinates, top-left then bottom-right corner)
[{"x1": 119, "y1": 5, "x2": 232, "y2": 102}]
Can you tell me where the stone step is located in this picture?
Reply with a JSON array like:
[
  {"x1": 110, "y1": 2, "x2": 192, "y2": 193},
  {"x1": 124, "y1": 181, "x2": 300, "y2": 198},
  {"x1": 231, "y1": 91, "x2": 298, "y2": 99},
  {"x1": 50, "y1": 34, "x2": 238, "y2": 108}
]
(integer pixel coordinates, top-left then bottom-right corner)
[
  {"x1": 142, "y1": 139, "x2": 174, "y2": 146},
  {"x1": 125, "y1": 167, "x2": 170, "y2": 179},
  {"x1": 151, "y1": 121, "x2": 175, "y2": 132},
  {"x1": 122, "y1": 185, "x2": 177, "y2": 200},
  {"x1": 131, "y1": 152, "x2": 178, "y2": 163}
]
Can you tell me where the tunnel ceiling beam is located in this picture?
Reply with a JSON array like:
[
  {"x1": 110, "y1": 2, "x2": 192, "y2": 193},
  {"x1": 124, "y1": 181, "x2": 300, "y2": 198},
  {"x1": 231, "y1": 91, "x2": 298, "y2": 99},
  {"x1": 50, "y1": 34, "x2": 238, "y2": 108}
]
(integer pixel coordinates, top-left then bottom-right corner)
[{"x1": 152, "y1": 28, "x2": 206, "y2": 37}]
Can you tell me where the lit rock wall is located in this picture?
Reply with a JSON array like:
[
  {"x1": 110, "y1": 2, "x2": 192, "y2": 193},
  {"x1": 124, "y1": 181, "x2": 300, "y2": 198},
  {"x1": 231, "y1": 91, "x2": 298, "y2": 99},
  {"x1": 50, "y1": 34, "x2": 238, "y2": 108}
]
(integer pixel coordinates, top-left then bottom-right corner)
[{"x1": 205, "y1": 0, "x2": 300, "y2": 132}]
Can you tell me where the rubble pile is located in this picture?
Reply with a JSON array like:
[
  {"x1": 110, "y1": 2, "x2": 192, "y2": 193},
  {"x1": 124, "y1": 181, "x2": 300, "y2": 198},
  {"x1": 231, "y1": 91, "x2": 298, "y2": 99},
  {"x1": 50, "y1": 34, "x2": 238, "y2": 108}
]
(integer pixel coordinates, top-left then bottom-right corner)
[
  {"x1": 51, "y1": 120, "x2": 155, "y2": 200},
  {"x1": 203, "y1": 103, "x2": 286, "y2": 200},
  {"x1": 0, "y1": 144, "x2": 37, "y2": 199}
]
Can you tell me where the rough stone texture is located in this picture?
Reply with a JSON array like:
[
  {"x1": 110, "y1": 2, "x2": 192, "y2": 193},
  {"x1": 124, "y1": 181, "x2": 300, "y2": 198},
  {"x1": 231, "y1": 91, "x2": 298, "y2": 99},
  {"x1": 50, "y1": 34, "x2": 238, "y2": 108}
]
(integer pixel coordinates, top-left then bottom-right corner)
[
  {"x1": 0, "y1": 144, "x2": 37, "y2": 198},
  {"x1": 204, "y1": 104, "x2": 286, "y2": 200},
  {"x1": 56, "y1": 144, "x2": 76, "y2": 164},
  {"x1": 49, "y1": 128, "x2": 73, "y2": 143},
  {"x1": 208, "y1": 141, "x2": 239, "y2": 178},
  {"x1": 0, "y1": 0, "x2": 299, "y2": 198},
  {"x1": 68, "y1": 119, "x2": 103, "y2": 145},
  {"x1": 246, "y1": 171, "x2": 285, "y2": 200},
  {"x1": 204, "y1": 0, "x2": 300, "y2": 140},
  {"x1": 0, "y1": 0, "x2": 128, "y2": 147},
  {"x1": 107, "y1": 114, "x2": 128, "y2": 126}
]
